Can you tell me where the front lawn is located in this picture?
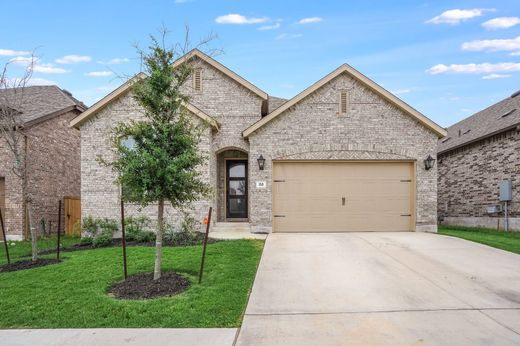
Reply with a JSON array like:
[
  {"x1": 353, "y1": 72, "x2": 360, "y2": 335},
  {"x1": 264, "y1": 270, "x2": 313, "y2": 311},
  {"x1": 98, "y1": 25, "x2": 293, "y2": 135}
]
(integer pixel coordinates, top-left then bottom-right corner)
[
  {"x1": 0, "y1": 235, "x2": 81, "y2": 265},
  {"x1": 0, "y1": 239, "x2": 264, "y2": 328},
  {"x1": 439, "y1": 226, "x2": 520, "y2": 254}
]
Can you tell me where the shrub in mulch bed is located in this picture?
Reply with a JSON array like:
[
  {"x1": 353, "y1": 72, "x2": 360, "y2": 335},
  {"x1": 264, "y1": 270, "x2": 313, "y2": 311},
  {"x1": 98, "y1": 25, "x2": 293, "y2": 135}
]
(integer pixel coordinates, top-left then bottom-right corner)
[
  {"x1": 36, "y1": 233, "x2": 219, "y2": 256},
  {"x1": 108, "y1": 272, "x2": 190, "y2": 300},
  {"x1": 0, "y1": 259, "x2": 61, "y2": 273}
]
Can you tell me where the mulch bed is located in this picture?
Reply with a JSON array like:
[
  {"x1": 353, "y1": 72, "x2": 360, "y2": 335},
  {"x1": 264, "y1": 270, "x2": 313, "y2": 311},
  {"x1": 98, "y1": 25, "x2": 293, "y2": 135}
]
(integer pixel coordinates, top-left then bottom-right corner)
[
  {"x1": 0, "y1": 258, "x2": 61, "y2": 273},
  {"x1": 36, "y1": 233, "x2": 219, "y2": 256},
  {"x1": 108, "y1": 272, "x2": 191, "y2": 300}
]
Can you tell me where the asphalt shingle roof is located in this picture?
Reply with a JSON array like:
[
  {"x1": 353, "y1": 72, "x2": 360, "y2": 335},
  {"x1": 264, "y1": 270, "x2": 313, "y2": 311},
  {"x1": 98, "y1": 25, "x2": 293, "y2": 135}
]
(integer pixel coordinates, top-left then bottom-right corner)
[
  {"x1": 438, "y1": 90, "x2": 520, "y2": 154},
  {"x1": 0, "y1": 85, "x2": 85, "y2": 124}
]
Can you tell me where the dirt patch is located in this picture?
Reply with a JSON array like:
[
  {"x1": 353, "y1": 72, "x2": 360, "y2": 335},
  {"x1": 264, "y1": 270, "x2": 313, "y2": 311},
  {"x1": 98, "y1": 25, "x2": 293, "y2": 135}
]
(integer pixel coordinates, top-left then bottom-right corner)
[
  {"x1": 108, "y1": 272, "x2": 190, "y2": 300},
  {"x1": 0, "y1": 259, "x2": 61, "y2": 273}
]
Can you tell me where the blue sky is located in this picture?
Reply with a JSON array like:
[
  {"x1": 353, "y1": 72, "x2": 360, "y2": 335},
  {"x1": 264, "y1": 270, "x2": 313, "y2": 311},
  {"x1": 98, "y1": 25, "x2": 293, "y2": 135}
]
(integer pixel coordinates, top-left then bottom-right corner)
[{"x1": 1, "y1": 0, "x2": 519, "y2": 127}]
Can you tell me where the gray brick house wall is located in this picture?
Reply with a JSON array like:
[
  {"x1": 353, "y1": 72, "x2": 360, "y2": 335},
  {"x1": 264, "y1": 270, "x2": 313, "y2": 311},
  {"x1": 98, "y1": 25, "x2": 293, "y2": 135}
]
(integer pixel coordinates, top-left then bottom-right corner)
[
  {"x1": 247, "y1": 73, "x2": 439, "y2": 233},
  {"x1": 438, "y1": 129, "x2": 520, "y2": 231},
  {"x1": 77, "y1": 52, "x2": 442, "y2": 234}
]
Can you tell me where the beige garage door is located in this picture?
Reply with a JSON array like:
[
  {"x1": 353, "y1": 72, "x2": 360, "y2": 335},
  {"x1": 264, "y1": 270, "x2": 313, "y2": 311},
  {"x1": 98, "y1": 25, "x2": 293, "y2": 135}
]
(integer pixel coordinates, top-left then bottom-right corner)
[{"x1": 272, "y1": 161, "x2": 415, "y2": 232}]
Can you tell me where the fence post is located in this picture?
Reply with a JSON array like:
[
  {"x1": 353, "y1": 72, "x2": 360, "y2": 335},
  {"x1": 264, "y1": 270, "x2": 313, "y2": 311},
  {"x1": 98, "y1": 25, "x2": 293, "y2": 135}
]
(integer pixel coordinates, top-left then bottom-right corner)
[
  {"x1": 57, "y1": 199, "x2": 62, "y2": 261},
  {"x1": 198, "y1": 207, "x2": 212, "y2": 284},
  {"x1": 120, "y1": 198, "x2": 128, "y2": 280},
  {"x1": 0, "y1": 207, "x2": 10, "y2": 264}
]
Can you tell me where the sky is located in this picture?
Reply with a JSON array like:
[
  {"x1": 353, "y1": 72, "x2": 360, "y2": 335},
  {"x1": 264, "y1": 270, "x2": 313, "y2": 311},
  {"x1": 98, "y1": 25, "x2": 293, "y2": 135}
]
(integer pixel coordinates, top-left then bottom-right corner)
[{"x1": 1, "y1": 0, "x2": 519, "y2": 128}]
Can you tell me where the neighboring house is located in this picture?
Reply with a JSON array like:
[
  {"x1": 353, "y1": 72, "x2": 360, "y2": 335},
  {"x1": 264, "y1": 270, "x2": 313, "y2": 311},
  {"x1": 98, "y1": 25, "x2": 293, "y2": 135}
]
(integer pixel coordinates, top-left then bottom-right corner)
[
  {"x1": 438, "y1": 90, "x2": 520, "y2": 231},
  {"x1": 0, "y1": 86, "x2": 86, "y2": 240},
  {"x1": 70, "y1": 50, "x2": 446, "y2": 234}
]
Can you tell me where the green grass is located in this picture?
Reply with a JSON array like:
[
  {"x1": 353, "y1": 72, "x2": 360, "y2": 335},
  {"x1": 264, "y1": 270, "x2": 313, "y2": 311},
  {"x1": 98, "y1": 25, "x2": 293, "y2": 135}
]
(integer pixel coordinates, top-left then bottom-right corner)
[
  {"x1": 439, "y1": 226, "x2": 520, "y2": 254},
  {"x1": 0, "y1": 235, "x2": 81, "y2": 265},
  {"x1": 0, "y1": 239, "x2": 264, "y2": 328}
]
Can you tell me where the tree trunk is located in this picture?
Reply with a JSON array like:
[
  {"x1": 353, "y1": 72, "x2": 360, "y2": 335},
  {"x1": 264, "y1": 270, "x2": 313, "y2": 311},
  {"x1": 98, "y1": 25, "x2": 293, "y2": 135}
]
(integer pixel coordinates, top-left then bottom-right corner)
[
  {"x1": 26, "y1": 203, "x2": 37, "y2": 261},
  {"x1": 154, "y1": 198, "x2": 165, "y2": 280}
]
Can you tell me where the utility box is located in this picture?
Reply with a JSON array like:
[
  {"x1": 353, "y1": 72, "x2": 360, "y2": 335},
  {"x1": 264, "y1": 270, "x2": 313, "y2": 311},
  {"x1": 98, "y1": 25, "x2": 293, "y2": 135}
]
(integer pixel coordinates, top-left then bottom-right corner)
[{"x1": 500, "y1": 179, "x2": 512, "y2": 202}]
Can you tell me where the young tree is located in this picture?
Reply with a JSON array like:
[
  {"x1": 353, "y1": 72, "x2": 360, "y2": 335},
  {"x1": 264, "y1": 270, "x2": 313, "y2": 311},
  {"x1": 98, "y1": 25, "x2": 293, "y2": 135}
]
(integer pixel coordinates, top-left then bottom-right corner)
[
  {"x1": 104, "y1": 33, "x2": 212, "y2": 280},
  {"x1": 0, "y1": 55, "x2": 38, "y2": 261}
]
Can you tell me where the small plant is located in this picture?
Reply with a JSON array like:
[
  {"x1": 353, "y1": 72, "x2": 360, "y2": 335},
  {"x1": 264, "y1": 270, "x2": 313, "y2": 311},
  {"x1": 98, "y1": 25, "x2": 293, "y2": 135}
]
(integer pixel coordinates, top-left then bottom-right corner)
[
  {"x1": 125, "y1": 216, "x2": 155, "y2": 243},
  {"x1": 164, "y1": 213, "x2": 200, "y2": 246},
  {"x1": 80, "y1": 216, "x2": 117, "y2": 247}
]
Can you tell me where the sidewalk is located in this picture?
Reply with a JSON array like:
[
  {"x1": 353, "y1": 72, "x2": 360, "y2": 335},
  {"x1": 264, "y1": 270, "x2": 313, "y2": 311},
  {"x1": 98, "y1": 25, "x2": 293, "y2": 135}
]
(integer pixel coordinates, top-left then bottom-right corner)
[{"x1": 1, "y1": 328, "x2": 237, "y2": 346}]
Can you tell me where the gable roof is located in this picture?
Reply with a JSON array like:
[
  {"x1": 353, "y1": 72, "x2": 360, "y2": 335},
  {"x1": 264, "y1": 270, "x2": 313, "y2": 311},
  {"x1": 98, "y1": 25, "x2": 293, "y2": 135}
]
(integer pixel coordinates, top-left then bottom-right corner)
[
  {"x1": 69, "y1": 72, "x2": 219, "y2": 129},
  {"x1": 0, "y1": 85, "x2": 86, "y2": 127},
  {"x1": 243, "y1": 64, "x2": 447, "y2": 138},
  {"x1": 438, "y1": 90, "x2": 520, "y2": 154},
  {"x1": 172, "y1": 49, "x2": 268, "y2": 101}
]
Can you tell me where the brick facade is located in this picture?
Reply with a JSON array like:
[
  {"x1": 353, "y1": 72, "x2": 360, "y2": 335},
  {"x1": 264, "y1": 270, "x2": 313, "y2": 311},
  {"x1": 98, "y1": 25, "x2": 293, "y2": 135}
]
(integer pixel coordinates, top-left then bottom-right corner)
[
  {"x1": 247, "y1": 73, "x2": 439, "y2": 233},
  {"x1": 438, "y1": 129, "x2": 520, "y2": 231},
  {"x1": 79, "y1": 56, "x2": 440, "y2": 233},
  {"x1": 0, "y1": 110, "x2": 81, "y2": 239}
]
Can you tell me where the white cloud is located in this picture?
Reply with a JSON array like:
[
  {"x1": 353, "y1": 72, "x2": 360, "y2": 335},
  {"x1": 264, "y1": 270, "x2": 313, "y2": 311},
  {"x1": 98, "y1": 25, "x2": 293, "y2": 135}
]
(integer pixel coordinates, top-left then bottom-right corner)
[
  {"x1": 392, "y1": 88, "x2": 411, "y2": 95},
  {"x1": 85, "y1": 71, "x2": 113, "y2": 77},
  {"x1": 97, "y1": 84, "x2": 114, "y2": 91},
  {"x1": 98, "y1": 58, "x2": 130, "y2": 65},
  {"x1": 0, "y1": 49, "x2": 30, "y2": 56},
  {"x1": 27, "y1": 77, "x2": 58, "y2": 85},
  {"x1": 426, "y1": 8, "x2": 494, "y2": 25},
  {"x1": 279, "y1": 83, "x2": 294, "y2": 89},
  {"x1": 462, "y1": 36, "x2": 520, "y2": 53},
  {"x1": 427, "y1": 62, "x2": 520, "y2": 74},
  {"x1": 9, "y1": 56, "x2": 68, "y2": 74},
  {"x1": 297, "y1": 17, "x2": 323, "y2": 24},
  {"x1": 511, "y1": 51, "x2": 520, "y2": 56},
  {"x1": 258, "y1": 23, "x2": 280, "y2": 31},
  {"x1": 215, "y1": 14, "x2": 268, "y2": 25},
  {"x1": 275, "y1": 33, "x2": 303, "y2": 40},
  {"x1": 482, "y1": 73, "x2": 511, "y2": 79},
  {"x1": 482, "y1": 17, "x2": 520, "y2": 30},
  {"x1": 55, "y1": 55, "x2": 91, "y2": 64},
  {"x1": 175, "y1": 0, "x2": 192, "y2": 3}
]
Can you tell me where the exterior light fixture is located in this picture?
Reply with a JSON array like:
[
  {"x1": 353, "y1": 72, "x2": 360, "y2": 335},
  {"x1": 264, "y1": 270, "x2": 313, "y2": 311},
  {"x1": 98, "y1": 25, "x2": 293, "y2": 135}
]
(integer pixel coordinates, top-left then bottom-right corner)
[
  {"x1": 424, "y1": 155, "x2": 435, "y2": 170},
  {"x1": 257, "y1": 155, "x2": 266, "y2": 170}
]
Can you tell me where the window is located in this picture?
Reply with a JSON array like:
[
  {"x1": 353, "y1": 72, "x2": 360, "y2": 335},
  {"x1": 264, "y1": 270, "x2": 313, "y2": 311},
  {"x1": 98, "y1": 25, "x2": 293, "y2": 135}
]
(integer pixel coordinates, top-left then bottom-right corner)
[
  {"x1": 339, "y1": 90, "x2": 349, "y2": 115},
  {"x1": 193, "y1": 69, "x2": 202, "y2": 92}
]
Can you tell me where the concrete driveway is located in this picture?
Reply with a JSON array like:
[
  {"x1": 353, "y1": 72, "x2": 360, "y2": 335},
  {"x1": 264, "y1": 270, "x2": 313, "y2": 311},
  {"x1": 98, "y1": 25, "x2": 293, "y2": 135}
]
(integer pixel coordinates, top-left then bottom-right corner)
[{"x1": 236, "y1": 232, "x2": 520, "y2": 345}]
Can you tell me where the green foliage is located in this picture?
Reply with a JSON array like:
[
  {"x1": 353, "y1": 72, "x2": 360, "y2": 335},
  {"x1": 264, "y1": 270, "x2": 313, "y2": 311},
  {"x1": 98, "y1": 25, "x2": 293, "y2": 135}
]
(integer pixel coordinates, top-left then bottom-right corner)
[
  {"x1": 125, "y1": 216, "x2": 156, "y2": 243},
  {"x1": 164, "y1": 213, "x2": 199, "y2": 245},
  {"x1": 80, "y1": 216, "x2": 118, "y2": 248},
  {"x1": 101, "y1": 35, "x2": 212, "y2": 209}
]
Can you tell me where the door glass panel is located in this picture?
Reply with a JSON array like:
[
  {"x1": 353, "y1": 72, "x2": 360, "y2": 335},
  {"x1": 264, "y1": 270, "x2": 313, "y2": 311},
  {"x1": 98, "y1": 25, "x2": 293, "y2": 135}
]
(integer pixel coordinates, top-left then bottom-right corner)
[
  {"x1": 228, "y1": 199, "x2": 244, "y2": 214},
  {"x1": 229, "y1": 180, "x2": 246, "y2": 196},
  {"x1": 229, "y1": 163, "x2": 245, "y2": 178}
]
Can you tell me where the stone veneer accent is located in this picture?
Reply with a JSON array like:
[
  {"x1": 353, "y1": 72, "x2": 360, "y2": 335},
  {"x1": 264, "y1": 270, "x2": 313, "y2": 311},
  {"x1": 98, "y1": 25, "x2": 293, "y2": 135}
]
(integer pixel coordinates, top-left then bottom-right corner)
[
  {"x1": 0, "y1": 110, "x2": 81, "y2": 239},
  {"x1": 438, "y1": 129, "x2": 520, "y2": 231},
  {"x1": 247, "y1": 73, "x2": 439, "y2": 233}
]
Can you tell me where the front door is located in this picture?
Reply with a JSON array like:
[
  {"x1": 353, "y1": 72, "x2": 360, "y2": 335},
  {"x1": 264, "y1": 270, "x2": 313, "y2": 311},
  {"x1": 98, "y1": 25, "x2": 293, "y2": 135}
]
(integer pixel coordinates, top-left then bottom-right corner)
[{"x1": 226, "y1": 160, "x2": 248, "y2": 219}]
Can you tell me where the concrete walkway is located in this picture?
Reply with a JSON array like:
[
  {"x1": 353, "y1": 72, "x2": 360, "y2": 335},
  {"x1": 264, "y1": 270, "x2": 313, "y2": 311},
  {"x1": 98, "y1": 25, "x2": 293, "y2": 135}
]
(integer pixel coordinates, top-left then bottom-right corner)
[
  {"x1": 236, "y1": 232, "x2": 520, "y2": 345},
  {"x1": 1, "y1": 328, "x2": 237, "y2": 346}
]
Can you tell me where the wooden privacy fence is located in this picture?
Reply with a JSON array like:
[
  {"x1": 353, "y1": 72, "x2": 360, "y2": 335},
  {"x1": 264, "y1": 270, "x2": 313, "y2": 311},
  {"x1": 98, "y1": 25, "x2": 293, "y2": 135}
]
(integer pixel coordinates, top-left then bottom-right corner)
[{"x1": 64, "y1": 196, "x2": 81, "y2": 236}]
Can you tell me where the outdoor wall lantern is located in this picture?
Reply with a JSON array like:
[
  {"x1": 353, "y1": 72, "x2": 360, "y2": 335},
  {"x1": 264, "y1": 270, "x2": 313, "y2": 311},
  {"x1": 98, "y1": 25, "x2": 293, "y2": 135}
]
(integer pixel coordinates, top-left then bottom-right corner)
[
  {"x1": 257, "y1": 155, "x2": 266, "y2": 170},
  {"x1": 424, "y1": 155, "x2": 436, "y2": 170}
]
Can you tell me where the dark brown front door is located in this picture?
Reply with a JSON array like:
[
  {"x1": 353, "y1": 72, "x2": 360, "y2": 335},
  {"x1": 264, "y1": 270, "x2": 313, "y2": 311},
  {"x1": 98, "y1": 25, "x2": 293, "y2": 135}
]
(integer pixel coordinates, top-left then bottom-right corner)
[{"x1": 226, "y1": 160, "x2": 248, "y2": 219}]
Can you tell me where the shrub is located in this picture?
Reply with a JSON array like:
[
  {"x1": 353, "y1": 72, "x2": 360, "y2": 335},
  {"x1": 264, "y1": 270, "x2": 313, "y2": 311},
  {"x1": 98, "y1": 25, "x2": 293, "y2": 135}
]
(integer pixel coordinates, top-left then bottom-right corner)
[
  {"x1": 93, "y1": 233, "x2": 113, "y2": 248},
  {"x1": 164, "y1": 213, "x2": 200, "y2": 246},
  {"x1": 125, "y1": 216, "x2": 155, "y2": 243},
  {"x1": 80, "y1": 216, "x2": 117, "y2": 247}
]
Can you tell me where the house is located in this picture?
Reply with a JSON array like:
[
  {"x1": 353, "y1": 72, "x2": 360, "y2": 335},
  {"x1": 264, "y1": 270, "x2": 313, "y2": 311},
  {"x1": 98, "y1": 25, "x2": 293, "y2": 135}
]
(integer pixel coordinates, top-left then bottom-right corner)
[
  {"x1": 70, "y1": 50, "x2": 446, "y2": 233},
  {"x1": 438, "y1": 91, "x2": 520, "y2": 231},
  {"x1": 0, "y1": 86, "x2": 86, "y2": 240}
]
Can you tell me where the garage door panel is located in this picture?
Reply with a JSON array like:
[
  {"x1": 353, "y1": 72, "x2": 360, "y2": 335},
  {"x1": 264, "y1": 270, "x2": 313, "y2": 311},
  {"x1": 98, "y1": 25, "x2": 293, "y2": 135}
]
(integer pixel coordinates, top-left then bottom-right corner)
[{"x1": 273, "y1": 162, "x2": 414, "y2": 232}]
